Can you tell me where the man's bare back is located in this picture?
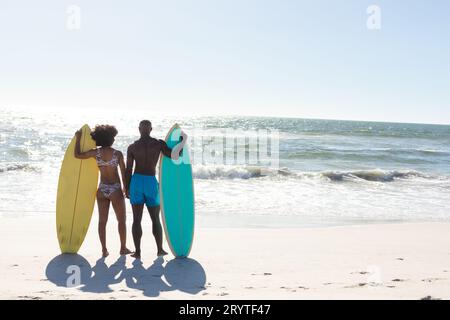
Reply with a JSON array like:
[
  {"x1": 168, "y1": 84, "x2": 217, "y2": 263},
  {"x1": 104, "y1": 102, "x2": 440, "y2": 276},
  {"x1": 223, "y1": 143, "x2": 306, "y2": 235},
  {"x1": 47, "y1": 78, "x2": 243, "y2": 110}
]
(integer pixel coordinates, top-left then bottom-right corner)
[{"x1": 127, "y1": 136, "x2": 172, "y2": 176}]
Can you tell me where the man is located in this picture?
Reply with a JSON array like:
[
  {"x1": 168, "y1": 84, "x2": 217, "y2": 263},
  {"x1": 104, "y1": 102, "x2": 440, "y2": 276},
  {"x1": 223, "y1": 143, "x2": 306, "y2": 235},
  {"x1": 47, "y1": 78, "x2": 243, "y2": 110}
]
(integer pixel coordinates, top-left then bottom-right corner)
[{"x1": 125, "y1": 120, "x2": 187, "y2": 258}]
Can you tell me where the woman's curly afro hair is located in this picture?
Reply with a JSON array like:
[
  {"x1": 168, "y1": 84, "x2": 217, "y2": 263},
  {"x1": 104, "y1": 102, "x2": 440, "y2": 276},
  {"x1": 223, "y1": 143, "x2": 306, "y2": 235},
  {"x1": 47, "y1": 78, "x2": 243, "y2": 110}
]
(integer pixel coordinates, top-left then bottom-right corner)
[{"x1": 90, "y1": 125, "x2": 118, "y2": 147}]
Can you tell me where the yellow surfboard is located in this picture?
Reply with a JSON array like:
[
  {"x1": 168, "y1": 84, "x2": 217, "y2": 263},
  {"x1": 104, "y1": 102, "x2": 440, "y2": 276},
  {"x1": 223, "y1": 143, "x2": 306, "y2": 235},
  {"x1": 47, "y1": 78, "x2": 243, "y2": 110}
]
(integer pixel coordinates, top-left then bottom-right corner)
[{"x1": 56, "y1": 125, "x2": 99, "y2": 253}]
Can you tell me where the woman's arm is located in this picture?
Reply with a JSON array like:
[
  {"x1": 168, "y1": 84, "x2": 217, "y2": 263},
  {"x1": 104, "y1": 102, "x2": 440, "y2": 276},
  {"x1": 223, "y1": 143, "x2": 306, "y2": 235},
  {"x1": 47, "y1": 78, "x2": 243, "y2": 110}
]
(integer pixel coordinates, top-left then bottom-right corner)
[
  {"x1": 118, "y1": 151, "x2": 127, "y2": 193},
  {"x1": 74, "y1": 130, "x2": 97, "y2": 159},
  {"x1": 124, "y1": 145, "x2": 134, "y2": 198}
]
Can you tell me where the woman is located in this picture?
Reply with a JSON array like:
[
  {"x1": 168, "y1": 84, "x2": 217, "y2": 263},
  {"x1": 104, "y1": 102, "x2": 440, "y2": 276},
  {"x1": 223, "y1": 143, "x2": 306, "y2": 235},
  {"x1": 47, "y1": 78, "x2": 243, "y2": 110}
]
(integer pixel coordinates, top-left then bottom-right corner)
[{"x1": 75, "y1": 125, "x2": 132, "y2": 257}]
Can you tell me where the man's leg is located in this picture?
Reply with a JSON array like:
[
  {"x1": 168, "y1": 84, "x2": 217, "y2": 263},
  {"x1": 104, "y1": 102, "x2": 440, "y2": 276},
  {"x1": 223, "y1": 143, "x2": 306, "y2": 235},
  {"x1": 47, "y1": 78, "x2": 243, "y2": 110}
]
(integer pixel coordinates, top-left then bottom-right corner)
[
  {"x1": 147, "y1": 205, "x2": 167, "y2": 256},
  {"x1": 131, "y1": 204, "x2": 144, "y2": 259}
]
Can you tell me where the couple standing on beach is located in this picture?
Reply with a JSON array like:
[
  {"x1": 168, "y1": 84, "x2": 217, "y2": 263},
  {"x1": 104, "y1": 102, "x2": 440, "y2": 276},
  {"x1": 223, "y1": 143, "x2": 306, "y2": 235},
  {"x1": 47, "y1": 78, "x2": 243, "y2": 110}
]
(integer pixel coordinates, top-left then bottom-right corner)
[{"x1": 74, "y1": 120, "x2": 187, "y2": 259}]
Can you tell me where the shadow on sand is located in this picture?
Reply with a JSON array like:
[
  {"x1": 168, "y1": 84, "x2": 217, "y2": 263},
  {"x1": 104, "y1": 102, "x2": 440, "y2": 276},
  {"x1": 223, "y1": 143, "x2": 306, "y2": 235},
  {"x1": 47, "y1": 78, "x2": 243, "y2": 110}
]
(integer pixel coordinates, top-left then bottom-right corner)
[{"x1": 45, "y1": 254, "x2": 206, "y2": 297}]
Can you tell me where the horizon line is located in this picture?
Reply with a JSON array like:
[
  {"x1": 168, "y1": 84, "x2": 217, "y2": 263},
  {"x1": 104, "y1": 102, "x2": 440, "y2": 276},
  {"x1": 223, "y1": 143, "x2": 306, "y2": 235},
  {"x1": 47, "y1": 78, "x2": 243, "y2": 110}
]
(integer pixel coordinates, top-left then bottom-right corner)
[{"x1": 1, "y1": 104, "x2": 449, "y2": 127}]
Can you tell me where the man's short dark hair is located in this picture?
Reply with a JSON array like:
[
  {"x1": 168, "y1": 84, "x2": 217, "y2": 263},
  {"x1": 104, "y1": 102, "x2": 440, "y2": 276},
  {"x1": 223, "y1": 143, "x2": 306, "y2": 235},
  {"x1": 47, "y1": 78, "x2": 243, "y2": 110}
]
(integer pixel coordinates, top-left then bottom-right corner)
[{"x1": 139, "y1": 120, "x2": 152, "y2": 127}]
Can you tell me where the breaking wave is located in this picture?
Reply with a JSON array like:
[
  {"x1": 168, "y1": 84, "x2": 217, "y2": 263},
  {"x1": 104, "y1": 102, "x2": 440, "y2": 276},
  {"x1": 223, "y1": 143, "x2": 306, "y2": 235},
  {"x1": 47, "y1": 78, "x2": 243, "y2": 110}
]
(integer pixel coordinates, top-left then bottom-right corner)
[
  {"x1": 0, "y1": 163, "x2": 39, "y2": 173},
  {"x1": 192, "y1": 165, "x2": 438, "y2": 182}
]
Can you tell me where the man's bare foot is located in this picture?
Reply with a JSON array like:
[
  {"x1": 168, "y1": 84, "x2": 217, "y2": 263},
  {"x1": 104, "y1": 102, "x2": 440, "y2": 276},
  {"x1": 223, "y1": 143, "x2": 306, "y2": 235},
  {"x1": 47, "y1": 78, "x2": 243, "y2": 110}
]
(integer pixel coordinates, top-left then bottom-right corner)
[
  {"x1": 102, "y1": 249, "x2": 109, "y2": 258},
  {"x1": 131, "y1": 252, "x2": 141, "y2": 259},
  {"x1": 157, "y1": 249, "x2": 168, "y2": 257},
  {"x1": 120, "y1": 248, "x2": 133, "y2": 255}
]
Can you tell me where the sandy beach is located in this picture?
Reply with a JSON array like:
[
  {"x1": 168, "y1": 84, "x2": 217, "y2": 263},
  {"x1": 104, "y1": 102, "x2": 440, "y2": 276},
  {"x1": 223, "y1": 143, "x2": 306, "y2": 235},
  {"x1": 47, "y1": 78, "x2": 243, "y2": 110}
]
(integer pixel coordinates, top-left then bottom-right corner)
[
  {"x1": 1, "y1": 214, "x2": 449, "y2": 300},
  {"x1": 2, "y1": 0, "x2": 450, "y2": 307}
]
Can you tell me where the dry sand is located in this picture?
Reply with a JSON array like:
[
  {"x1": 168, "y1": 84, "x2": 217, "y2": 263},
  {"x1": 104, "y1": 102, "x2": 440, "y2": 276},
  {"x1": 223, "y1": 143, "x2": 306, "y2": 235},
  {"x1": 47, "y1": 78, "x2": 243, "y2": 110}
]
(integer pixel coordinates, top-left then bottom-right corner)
[{"x1": 1, "y1": 214, "x2": 449, "y2": 300}]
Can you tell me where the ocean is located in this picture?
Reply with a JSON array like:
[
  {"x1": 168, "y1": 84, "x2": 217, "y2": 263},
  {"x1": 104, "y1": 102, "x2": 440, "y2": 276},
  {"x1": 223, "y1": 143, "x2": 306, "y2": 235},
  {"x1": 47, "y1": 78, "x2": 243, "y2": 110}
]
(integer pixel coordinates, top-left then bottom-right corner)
[{"x1": 1, "y1": 106, "x2": 450, "y2": 227}]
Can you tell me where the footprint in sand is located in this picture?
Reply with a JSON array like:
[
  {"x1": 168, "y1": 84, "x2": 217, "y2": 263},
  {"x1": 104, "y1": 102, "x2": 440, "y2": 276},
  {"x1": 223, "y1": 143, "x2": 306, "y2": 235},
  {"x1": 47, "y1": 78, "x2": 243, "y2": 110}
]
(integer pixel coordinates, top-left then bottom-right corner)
[
  {"x1": 358, "y1": 283, "x2": 367, "y2": 287},
  {"x1": 351, "y1": 271, "x2": 368, "y2": 275},
  {"x1": 421, "y1": 296, "x2": 441, "y2": 300},
  {"x1": 280, "y1": 286, "x2": 309, "y2": 291},
  {"x1": 391, "y1": 278, "x2": 407, "y2": 282},
  {"x1": 344, "y1": 282, "x2": 380, "y2": 288},
  {"x1": 17, "y1": 296, "x2": 42, "y2": 300},
  {"x1": 421, "y1": 278, "x2": 444, "y2": 283},
  {"x1": 218, "y1": 292, "x2": 229, "y2": 296},
  {"x1": 396, "y1": 258, "x2": 405, "y2": 261},
  {"x1": 323, "y1": 282, "x2": 333, "y2": 286},
  {"x1": 251, "y1": 272, "x2": 272, "y2": 276}
]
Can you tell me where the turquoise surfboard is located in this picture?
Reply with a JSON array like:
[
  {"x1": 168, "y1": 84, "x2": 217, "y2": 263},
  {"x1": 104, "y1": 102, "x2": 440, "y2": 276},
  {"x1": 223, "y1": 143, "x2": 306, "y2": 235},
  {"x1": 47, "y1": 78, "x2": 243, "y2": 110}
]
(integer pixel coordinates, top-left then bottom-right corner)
[{"x1": 159, "y1": 124, "x2": 195, "y2": 258}]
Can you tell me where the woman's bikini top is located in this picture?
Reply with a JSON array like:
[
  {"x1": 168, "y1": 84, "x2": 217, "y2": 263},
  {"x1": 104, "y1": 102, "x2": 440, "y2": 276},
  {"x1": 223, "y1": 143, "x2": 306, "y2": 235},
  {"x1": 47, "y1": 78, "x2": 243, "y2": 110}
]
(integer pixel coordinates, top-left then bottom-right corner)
[{"x1": 96, "y1": 148, "x2": 119, "y2": 167}]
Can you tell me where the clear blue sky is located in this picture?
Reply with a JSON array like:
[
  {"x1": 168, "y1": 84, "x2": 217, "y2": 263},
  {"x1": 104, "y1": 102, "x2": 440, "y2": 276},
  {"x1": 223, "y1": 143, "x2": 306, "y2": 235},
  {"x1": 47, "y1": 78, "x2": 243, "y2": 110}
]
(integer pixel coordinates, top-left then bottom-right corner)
[{"x1": 1, "y1": 0, "x2": 449, "y2": 124}]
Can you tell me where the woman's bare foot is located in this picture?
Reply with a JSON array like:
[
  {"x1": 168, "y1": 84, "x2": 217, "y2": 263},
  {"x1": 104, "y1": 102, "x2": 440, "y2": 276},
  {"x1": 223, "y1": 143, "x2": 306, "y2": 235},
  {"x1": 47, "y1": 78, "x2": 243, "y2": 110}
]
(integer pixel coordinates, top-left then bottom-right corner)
[
  {"x1": 102, "y1": 249, "x2": 109, "y2": 258},
  {"x1": 131, "y1": 251, "x2": 141, "y2": 259},
  {"x1": 157, "y1": 249, "x2": 168, "y2": 257},
  {"x1": 120, "y1": 248, "x2": 133, "y2": 255}
]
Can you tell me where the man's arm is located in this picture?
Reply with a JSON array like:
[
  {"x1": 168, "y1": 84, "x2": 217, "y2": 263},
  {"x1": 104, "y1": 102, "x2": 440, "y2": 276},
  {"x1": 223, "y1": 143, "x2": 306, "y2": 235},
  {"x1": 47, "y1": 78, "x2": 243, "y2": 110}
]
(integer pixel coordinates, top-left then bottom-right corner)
[
  {"x1": 160, "y1": 131, "x2": 188, "y2": 160},
  {"x1": 125, "y1": 145, "x2": 134, "y2": 198}
]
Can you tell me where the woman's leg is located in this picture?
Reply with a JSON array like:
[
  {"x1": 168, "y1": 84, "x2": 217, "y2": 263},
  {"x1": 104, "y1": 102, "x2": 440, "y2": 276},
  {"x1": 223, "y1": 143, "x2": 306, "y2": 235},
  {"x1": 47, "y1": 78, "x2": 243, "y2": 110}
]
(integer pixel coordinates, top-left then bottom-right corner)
[
  {"x1": 110, "y1": 189, "x2": 132, "y2": 255},
  {"x1": 96, "y1": 190, "x2": 110, "y2": 257}
]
